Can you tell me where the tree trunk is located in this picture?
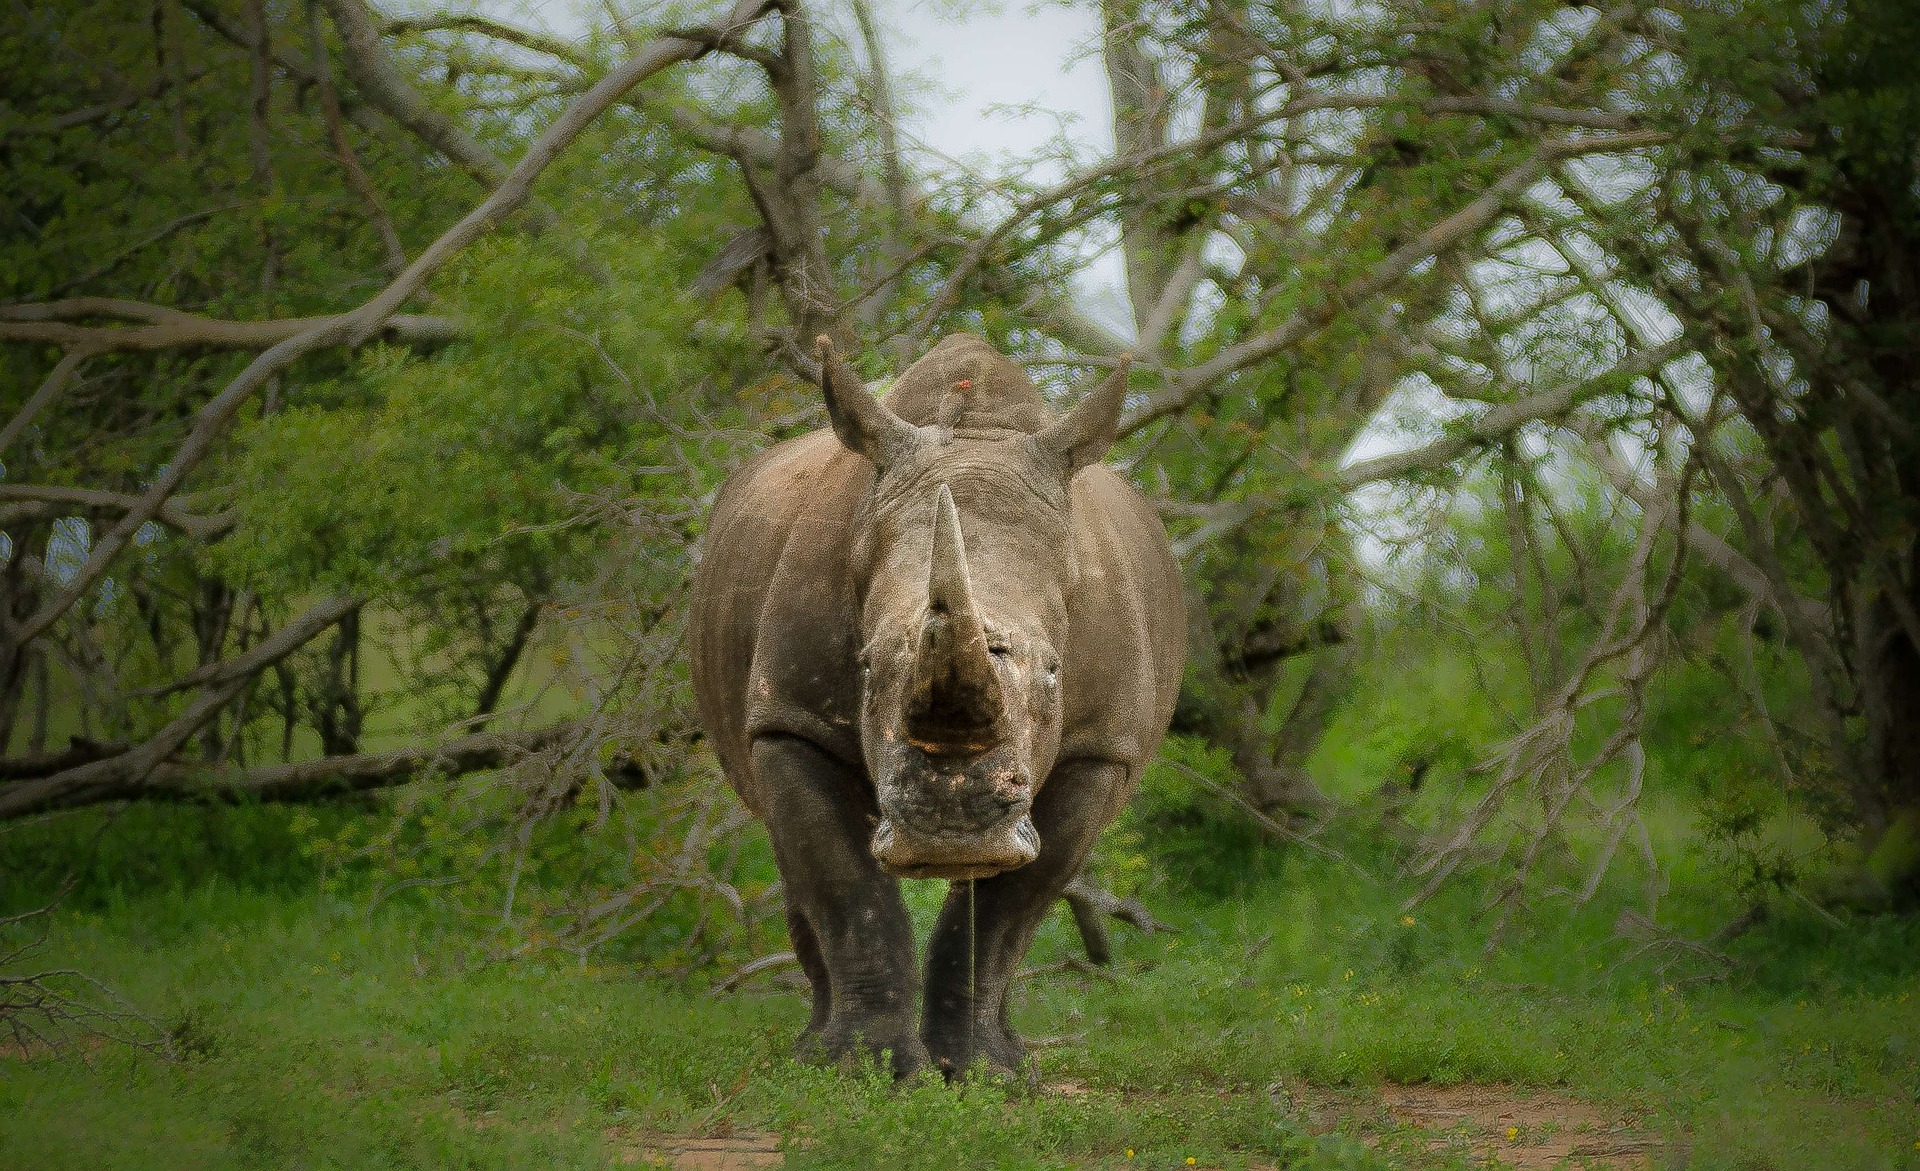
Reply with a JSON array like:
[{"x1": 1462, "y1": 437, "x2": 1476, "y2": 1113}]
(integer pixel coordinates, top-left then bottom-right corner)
[
  {"x1": 1241, "y1": 641, "x2": 1354, "y2": 817},
  {"x1": 315, "y1": 608, "x2": 363, "y2": 756},
  {"x1": 472, "y1": 600, "x2": 540, "y2": 727},
  {"x1": 1858, "y1": 588, "x2": 1920, "y2": 906}
]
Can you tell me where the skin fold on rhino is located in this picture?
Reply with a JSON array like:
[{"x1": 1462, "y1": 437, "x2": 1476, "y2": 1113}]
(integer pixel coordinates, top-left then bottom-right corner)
[{"x1": 687, "y1": 332, "x2": 1185, "y2": 1079}]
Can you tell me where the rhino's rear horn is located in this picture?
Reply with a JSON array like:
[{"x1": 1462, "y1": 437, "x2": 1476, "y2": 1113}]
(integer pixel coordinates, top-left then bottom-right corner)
[{"x1": 908, "y1": 485, "x2": 1003, "y2": 745}]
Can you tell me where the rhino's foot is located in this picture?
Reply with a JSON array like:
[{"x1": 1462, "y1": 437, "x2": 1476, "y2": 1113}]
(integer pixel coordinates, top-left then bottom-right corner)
[
  {"x1": 922, "y1": 1020, "x2": 1033, "y2": 1084},
  {"x1": 794, "y1": 1015, "x2": 928, "y2": 1080}
]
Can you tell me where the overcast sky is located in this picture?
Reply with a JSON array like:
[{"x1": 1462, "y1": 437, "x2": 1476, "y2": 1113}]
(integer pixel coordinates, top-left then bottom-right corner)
[
  {"x1": 486, "y1": 1, "x2": 1112, "y2": 162},
  {"x1": 474, "y1": 0, "x2": 1133, "y2": 326}
]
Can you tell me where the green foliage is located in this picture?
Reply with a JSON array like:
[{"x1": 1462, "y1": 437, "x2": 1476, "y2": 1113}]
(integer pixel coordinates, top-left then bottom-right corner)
[
  {"x1": 210, "y1": 232, "x2": 739, "y2": 599},
  {"x1": 1123, "y1": 736, "x2": 1292, "y2": 899}
]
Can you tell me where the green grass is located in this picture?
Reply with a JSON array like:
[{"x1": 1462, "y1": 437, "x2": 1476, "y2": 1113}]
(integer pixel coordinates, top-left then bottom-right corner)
[{"x1": 2, "y1": 800, "x2": 1917, "y2": 1170}]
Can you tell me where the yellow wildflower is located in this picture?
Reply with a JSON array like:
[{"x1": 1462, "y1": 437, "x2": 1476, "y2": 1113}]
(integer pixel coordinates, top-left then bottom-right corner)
[
  {"x1": 1400, "y1": 915, "x2": 1415, "y2": 926},
  {"x1": 1506, "y1": 1127, "x2": 1519, "y2": 1141},
  {"x1": 1186, "y1": 1160, "x2": 1197, "y2": 1167}
]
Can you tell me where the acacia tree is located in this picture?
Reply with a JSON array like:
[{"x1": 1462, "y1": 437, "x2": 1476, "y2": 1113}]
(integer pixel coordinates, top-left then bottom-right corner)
[
  {"x1": 1603, "y1": 0, "x2": 1920, "y2": 906},
  {"x1": 0, "y1": 0, "x2": 776, "y2": 806},
  {"x1": 5, "y1": 0, "x2": 1915, "y2": 976}
]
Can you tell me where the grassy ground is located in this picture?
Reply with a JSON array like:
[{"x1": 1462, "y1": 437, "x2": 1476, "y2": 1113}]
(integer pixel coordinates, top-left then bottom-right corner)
[{"x1": 2, "y1": 800, "x2": 1916, "y2": 1170}]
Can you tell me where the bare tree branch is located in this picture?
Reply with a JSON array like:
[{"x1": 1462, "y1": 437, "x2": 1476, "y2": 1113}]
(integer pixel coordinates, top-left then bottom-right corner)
[
  {"x1": 1059, "y1": 874, "x2": 1175, "y2": 966},
  {"x1": 317, "y1": 0, "x2": 531, "y2": 204},
  {"x1": 380, "y1": 11, "x2": 584, "y2": 61},
  {"x1": 1124, "y1": 134, "x2": 1670, "y2": 434},
  {"x1": 0, "y1": 299, "x2": 458, "y2": 353},
  {"x1": 0, "y1": 485, "x2": 234, "y2": 541},
  {"x1": 0, "y1": 349, "x2": 94, "y2": 461},
  {"x1": 45, "y1": 203, "x2": 244, "y2": 298},
  {"x1": 310, "y1": 0, "x2": 407, "y2": 274},
  {"x1": 649, "y1": 101, "x2": 1129, "y2": 355},
  {"x1": 5, "y1": 0, "x2": 774, "y2": 653},
  {"x1": 1336, "y1": 338, "x2": 1687, "y2": 488},
  {"x1": 1, "y1": 66, "x2": 210, "y2": 142},
  {"x1": 181, "y1": 0, "x2": 382, "y2": 134}
]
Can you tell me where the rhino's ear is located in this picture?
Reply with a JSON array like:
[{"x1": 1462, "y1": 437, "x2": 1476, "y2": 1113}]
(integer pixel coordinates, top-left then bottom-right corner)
[
  {"x1": 818, "y1": 335, "x2": 918, "y2": 469},
  {"x1": 1032, "y1": 355, "x2": 1131, "y2": 476}
]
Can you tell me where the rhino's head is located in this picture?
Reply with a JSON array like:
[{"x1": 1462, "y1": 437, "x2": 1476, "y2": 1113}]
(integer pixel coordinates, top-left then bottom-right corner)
[{"x1": 815, "y1": 335, "x2": 1128, "y2": 880}]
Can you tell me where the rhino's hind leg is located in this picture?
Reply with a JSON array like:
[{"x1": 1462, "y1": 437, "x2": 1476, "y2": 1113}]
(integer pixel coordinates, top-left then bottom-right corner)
[
  {"x1": 921, "y1": 759, "x2": 1129, "y2": 1079},
  {"x1": 751, "y1": 735, "x2": 927, "y2": 1077}
]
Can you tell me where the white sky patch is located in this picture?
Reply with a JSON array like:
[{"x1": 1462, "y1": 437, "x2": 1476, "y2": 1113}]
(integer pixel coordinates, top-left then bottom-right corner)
[{"x1": 465, "y1": 0, "x2": 1134, "y2": 327}]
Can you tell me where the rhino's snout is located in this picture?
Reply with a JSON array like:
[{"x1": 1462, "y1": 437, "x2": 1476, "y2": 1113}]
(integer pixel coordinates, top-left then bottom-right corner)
[
  {"x1": 871, "y1": 810, "x2": 1039, "y2": 880},
  {"x1": 871, "y1": 743, "x2": 1036, "y2": 880}
]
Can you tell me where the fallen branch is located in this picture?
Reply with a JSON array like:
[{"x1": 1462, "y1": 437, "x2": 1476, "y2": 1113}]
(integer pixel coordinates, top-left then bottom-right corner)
[
  {"x1": 2, "y1": 865, "x2": 169, "y2": 1060},
  {"x1": 0, "y1": 738, "x2": 130, "y2": 782},
  {"x1": 1059, "y1": 875, "x2": 1174, "y2": 966},
  {"x1": 0, "y1": 721, "x2": 587, "y2": 816},
  {"x1": 1018, "y1": 955, "x2": 1120, "y2": 984},
  {"x1": 0, "y1": 595, "x2": 365, "y2": 819},
  {"x1": 709, "y1": 950, "x2": 799, "y2": 994},
  {"x1": 1609, "y1": 906, "x2": 1762, "y2": 985},
  {"x1": 145, "y1": 720, "x2": 586, "y2": 803}
]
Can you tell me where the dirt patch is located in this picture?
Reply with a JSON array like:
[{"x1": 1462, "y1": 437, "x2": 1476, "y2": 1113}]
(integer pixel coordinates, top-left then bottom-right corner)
[
  {"x1": 607, "y1": 1129, "x2": 783, "y2": 1169},
  {"x1": 618, "y1": 1080, "x2": 1648, "y2": 1169},
  {"x1": 1377, "y1": 1083, "x2": 1657, "y2": 1169}
]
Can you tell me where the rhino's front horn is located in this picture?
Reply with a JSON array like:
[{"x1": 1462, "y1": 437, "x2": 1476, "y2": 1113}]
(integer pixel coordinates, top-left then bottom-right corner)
[{"x1": 908, "y1": 485, "x2": 1003, "y2": 747}]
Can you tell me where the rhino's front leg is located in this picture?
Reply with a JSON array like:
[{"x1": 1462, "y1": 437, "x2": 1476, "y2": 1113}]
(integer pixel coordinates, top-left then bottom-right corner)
[
  {"x1": 920, "y1": 759, "x2": 1130, "y2": 1078},
  {"x1": 752, "y1": 735, "x2": 927, "y2": 1077}
]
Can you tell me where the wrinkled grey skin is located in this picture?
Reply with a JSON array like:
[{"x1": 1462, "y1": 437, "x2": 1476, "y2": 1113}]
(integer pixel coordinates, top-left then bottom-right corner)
[{"x1": 688, "y1": 333, "x2": 1184, "y2": 1079}]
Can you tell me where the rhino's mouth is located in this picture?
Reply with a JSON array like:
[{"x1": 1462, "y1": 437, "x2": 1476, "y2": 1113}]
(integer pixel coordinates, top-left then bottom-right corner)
[{"x1": 870, "y1": 811, "x2": 1040, "y2": 880}]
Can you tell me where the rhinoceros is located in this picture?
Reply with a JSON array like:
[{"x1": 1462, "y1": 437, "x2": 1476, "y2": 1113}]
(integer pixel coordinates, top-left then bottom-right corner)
[{"x1": 688, "y1": 332, "x2": 1184, "y2": 1078}]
